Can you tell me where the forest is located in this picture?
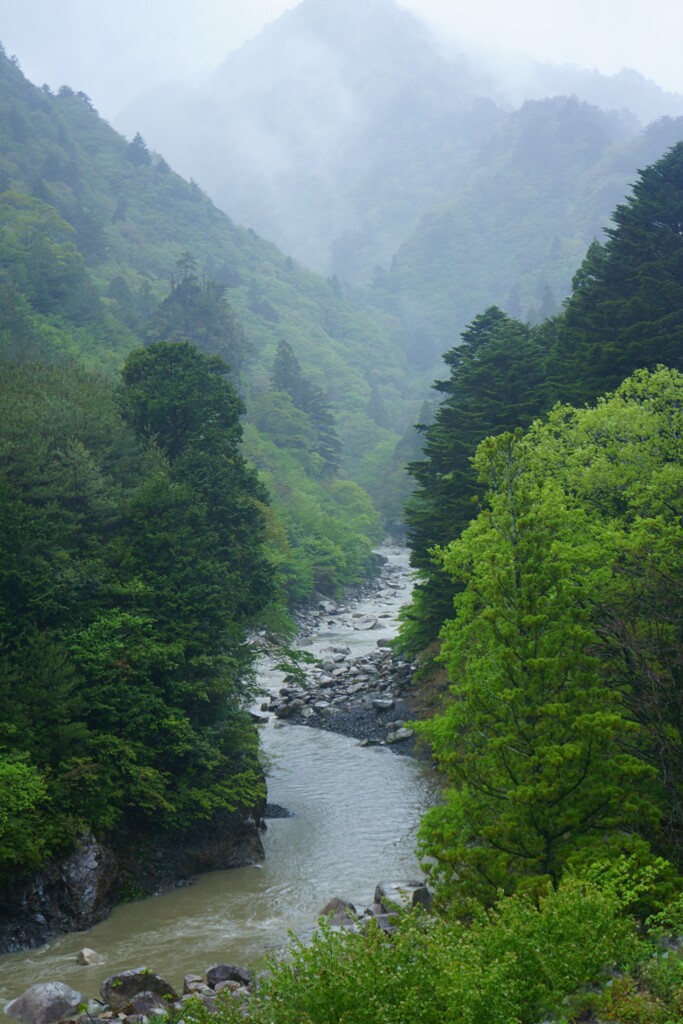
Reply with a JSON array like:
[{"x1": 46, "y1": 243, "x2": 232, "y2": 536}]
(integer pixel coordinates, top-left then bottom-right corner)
[{"x1": 2, "y1": 0, "x2": 683, "y2": 1017}]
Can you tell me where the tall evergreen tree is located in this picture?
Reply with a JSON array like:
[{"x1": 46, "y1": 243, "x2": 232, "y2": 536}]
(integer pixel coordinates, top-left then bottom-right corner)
[
  {"x1": 271, "y1": 340, "x2": 342, "y2": 477},
  {"x1": 145, "y1": 254, "x2": 247, "y2": 373},
  {"x1": 550, "y1": 142, "x2": 683, "y2": 404},
  {"x1": 401, "y1": 308, "x2": 548, "y2": 655}
]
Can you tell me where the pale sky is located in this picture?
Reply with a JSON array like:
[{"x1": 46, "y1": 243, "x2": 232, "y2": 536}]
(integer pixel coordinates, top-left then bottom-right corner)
[{"x1": 1, "y1": 0, "x2": 681, "y2": 118}]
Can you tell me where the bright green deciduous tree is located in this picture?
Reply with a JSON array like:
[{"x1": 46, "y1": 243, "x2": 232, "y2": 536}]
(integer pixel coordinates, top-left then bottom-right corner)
[
  {"x1": 417, "y1": 428, "x2": 656, "y2": 906},
  {"x1": 418, "y1": 368, "x2": 683, "y2": 904}
]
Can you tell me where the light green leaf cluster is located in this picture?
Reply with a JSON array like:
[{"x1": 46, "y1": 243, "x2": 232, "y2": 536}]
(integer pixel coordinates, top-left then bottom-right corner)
[{"x1": 417, "y1": 367, "x2": 683, "y2": 904}]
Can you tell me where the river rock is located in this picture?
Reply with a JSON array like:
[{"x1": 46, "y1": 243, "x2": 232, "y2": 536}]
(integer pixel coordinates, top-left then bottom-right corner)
[
  {"x1": 100, "y1": 968, "x2": 177, "y2": 1012},
  {"x1": 183, "y1": 975, "x2": 205, "y2": 995},
  {"x1": 273, "y1": 703, "x2": 295, "y2": 719},
  {"x1": 213, "y1": 980, "x2": 242, "y2": 995},
  {"x1": 386, "y1": 727, "x2": 414, "y2": 744},
  {"x1": 320, "y1": 897, "x2": 357, "y2": 927},
  {"x1": 372, "y1": 697, "x2": 395, "y2": 711},
  {"x1": 375, "y1": 881, "x2": 433, "y2": 912},
  {"x1": 353, "y1": 616, "x2": 379, "y2": 630},
  {"x1": 76, "y1": 947, "x2": 104, "y2": 966},
  {"x1": 206, "y1": 964, "x2": 252, "y2": 989},
  {"x1": 126, "y1": 991, "x2": 173, "y2": 1017},
  {"x1": 5, "y1": 982, "x2": 87, "y2": 1024}
]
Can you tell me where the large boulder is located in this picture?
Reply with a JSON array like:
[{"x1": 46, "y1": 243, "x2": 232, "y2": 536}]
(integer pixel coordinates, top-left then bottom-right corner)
[
  {"x1": 126, "y1": 991, "x2": 174, "y2": 1017},
  {"x1": 353, "y1": 616, "x2": 379, "y2": 631},
  {"x1": 100, "y1": 968, "x2": 177, "y2": 1013},
  {"x1": 206, "y1": 964, "x2": 252, "y2": 989},
  {"x1": 386, "y1": 727, "x2": 414, "y2": 744},
  {"x1": 61, "y1": 837, "x2": 119, "y2": 929},
  {"x1": 319, "y1": 897, "x2": 357, "y2": 928},
  {"x1": 5, "y1": 982, "x2": 87, "y2": 1024},
  {"x1": 76, "y1": 947, "x2": 104, "y2": 966}
]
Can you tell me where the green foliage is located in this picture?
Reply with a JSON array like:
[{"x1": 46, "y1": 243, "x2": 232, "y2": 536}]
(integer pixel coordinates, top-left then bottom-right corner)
[
  {"x1": 0, "y1": 348, "x2": 271, "y2": 873},
  {"x1": 270, "y1": 339, "x2": 342, "y2": 477},
  {"x1": 180, "y1": 871, "x2": 646, "y2": 1024},
  {"x1": 242, "y1": 423, "x2": 382, "y2": 601},
  {"x1": 145, "y1": 253, "x2": 248, "y2": 371},
  {"x1": 0, "y1": 754, "x2": 48, "y2": 870},
  {"x1": 416, "y1": 368, "x2": 683, "y2": 904}
]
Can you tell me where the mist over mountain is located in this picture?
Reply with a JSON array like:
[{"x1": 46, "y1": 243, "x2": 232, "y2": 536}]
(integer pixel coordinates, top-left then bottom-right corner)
[
  {"x1": 115, "y1": 0, "x2": 496, "y2": 280},
  {"x1": 115, "y1": 0, "x2": 683, "y2": 285}
]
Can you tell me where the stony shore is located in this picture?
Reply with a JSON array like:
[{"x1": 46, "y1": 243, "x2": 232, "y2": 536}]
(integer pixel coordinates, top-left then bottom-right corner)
[
  {"x1": 258, "y1": 553, "x2": 424, "y2": 757},
  {"x1": 4, "y1": 882, "x2": 432, "y2": 1024},
  {"x1": 261, "y1": 640, "x2": 420, "y2": 756}
]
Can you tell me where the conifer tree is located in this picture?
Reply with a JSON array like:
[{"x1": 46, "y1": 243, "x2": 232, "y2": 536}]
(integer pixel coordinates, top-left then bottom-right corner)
[
  {"x1": 402, "y1": 308, "x2": 548, "y2": 654},
  {"x1": 271, "y1": 340, "x2": 342, "y2": 477},
  {"x1": 551, "y1": 142, "x2": 683, "y2": 404}
]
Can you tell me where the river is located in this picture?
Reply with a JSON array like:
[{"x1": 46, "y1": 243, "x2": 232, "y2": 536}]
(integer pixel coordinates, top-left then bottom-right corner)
[{"x1": 0, "y1": 548, "x2": 437, "y2": 1007}]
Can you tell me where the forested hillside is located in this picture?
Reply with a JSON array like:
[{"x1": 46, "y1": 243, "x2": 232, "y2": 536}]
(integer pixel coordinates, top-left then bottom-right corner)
[
  {"x1": 401, "y1": 141, "x2": 683, "y2": 659},
  {"x1": 370, "y1": 110, "x2": 683, "y2": 366},
  {"x1": 0, "y1": 43, "x2": 399, "y2": 603}
]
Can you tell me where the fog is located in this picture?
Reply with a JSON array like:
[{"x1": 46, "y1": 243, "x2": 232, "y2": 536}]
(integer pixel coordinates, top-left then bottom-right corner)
[{"x1": 2, "y1": 0, "x2": 683, "y2": 120}]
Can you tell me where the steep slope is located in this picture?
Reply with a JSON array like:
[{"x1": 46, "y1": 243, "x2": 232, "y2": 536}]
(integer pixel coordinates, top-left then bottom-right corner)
[{"x1": 0, "y1": 44, "x2": 421, "y2": 451}]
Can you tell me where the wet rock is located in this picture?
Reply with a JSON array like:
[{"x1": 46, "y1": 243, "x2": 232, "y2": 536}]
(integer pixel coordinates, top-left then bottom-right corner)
[
  {"x1": 183, "y1": 974, "x2": 205, "y2": 995},
  {"x1": 126, "y1": 991, "x2": 172, "y2": 1016},
  {"x1": 273, "y1": 704, "x2": 295, "y2": 719},
  {"x1": 76, "y1": 947, "x2": 104, "y2": 966},
  {"x1": 263, "y1": 803, "x2": 292, "y2": 819},
  {"x1": 320, "y1": 897, "x2": 357, "y2": 928},
  {"x1": 100, "y1": 968, "x2": 177, "y2": 1013},
  {"x1": 353, "y1": 616, "x2": 379, "y2": 630},
  {"x1": 372, "y1": 697, "x2": 395, "y2": 711},
  {"x1": 5, "y1": 982, "x2": 87, "y2": 1024},
  {"x1": 375, "y1": 881, "x2": 432, "y2": 912},
  {"x1": 206, "y1": 964, "x2": 252, "y2": 989},
  {"x1": 386, "y1": 727, "x2": 414, "y2": 744}
]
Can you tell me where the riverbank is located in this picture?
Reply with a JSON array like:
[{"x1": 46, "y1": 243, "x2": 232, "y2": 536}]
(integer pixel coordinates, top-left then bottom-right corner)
[
  {"x1": 262, "y1": 644, "x2": 421, "y2": 756},
  {"x1": 3, "y1": 882, "x2": 431, "y2": 1024},
  {"x1": 0, "y1": 547, "x2": 437, "y2": 1011},
  {"x1": 260, "y1": 547, "x2": 424, "y2": 756}
]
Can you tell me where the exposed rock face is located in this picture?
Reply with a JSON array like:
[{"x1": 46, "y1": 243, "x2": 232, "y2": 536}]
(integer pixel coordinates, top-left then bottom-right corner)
[
  {"x1": 0, "y1": 810, "x2": 265, "y2": 955},
  {"x1": 115, "y1": 810, "x2": 265, "y2": 897},
  {"x1": 5, "y1": 982, "x2": 86, "y2": 1024},
  {"x1": 0, "y1": 835, "x2": 119, "y2": 955}
]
